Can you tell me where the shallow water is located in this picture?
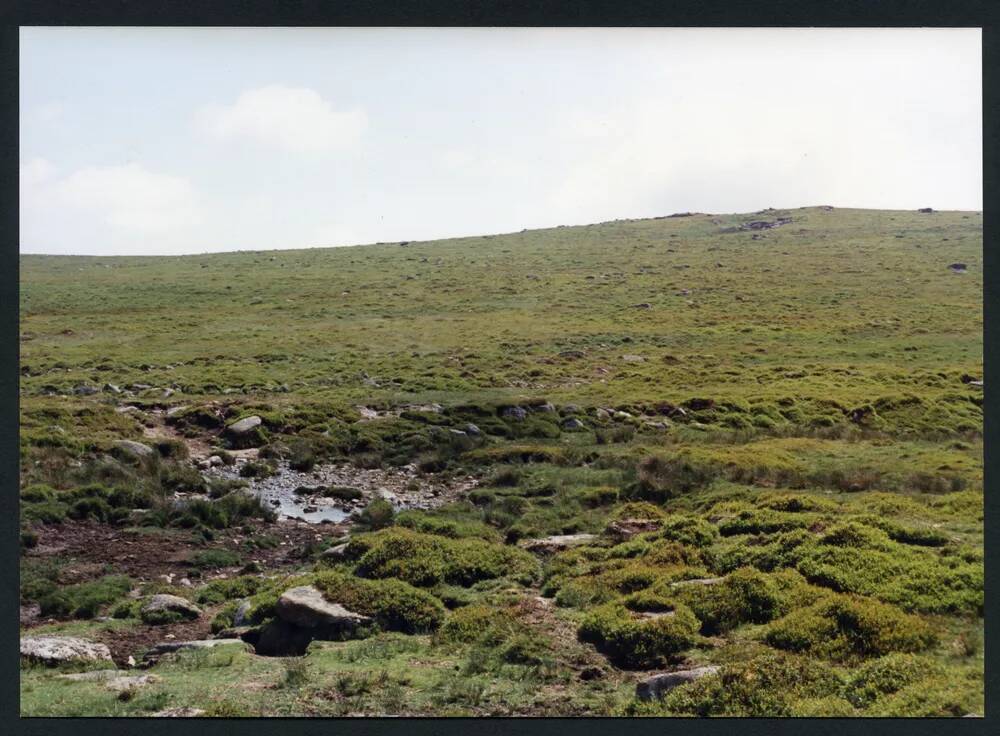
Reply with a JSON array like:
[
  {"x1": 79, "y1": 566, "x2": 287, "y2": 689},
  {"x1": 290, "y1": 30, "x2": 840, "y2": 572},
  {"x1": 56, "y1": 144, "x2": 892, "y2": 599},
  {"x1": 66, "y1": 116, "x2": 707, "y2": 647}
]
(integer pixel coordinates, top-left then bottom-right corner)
[{"x1": 206, "y1": 458, "x2": 477, "y2": 525}]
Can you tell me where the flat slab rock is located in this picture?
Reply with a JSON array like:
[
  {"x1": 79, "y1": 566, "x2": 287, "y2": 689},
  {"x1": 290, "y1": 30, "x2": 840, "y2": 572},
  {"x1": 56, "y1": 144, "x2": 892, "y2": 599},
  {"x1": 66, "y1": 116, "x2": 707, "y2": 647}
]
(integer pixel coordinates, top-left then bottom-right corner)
[
  {"x1": 154, "y1": 707, "x2": 207, "y2": 717},
  {"x1": 145, "y1": 638, "x2": 249, "y2": 659},
  {"x1": 20, "y1": 636, "x2": 113, "y2": 666},
  {"x1": 636, "y1": 666, "x2": 720, "y2": 700},
  {"x1": 670, "y1": 577, "x2": 725, "y2": 588},
  {"x1": 519, "y1": 533, "x2": 598, "y2": 553},
  {"x1": 320, "y1": 542, "x2": 350, "y2": 561},
  {"x1": 226, "y1": 415, "x2": 262, "y2": 434},
  {"x1": 59, "y1": 670, "x2": 160, "y2": 691},
  {"x1": 113, "y1": 440, "x2": 155, "y2": 458},
  {"x1": 276, "y1": 585, "x2": 372, "y2": 628}
]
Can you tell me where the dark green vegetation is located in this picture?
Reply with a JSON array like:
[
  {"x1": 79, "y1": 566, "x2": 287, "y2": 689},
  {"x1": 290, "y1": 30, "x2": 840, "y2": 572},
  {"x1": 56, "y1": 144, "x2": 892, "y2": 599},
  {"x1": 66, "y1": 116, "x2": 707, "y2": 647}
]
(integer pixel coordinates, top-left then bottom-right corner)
[{"x1": 20, "y1": 208, "x2": 982, "y2": 716}]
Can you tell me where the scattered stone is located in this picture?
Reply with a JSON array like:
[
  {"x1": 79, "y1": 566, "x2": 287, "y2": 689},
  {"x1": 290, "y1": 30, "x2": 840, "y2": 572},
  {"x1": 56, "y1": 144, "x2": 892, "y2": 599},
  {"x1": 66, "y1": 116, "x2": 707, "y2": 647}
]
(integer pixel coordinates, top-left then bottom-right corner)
[
  {"x1": 637, "y1": 610, "x2": 675, "y2": 621},
  {"x1": 275, "y1": 585, "x2": 373, "y2": 629},
  {"x1": 105, "y1": 674, "x2": 160, "y2": 692},
  {"x1": 670, "y1": 577, "x2": 725, "y2": 588},
  {"x1": 153, "y1": 707, "x2": 207, "y2": 718},
  {"x1": 232, "y1": 600, "x2": 252, "y2": 627},
  {"x1": 683, "y1": 397, "x2": 715, "y2": 411},
  {"x1": 606, "y1": 518, "x2": 662, "y2": 541},
  {"x1": 595, "y1": 408, "x2": 611, "y2": 421},
  {"x1": 448, "y1": 429, "x2": 468, "y2": 438},
  {"x1": 948, "y1": 263, "x2": 968, "y2": 273},
  {"x1": 464, "y1": 423, "x2": 482, "y2": 436},
  {"x1": 613, "y1": 410, "x2": 633, "y2": 420},
  {"x1": 115, "y1": 405, "x2": 141, "y2": 415},
  {"x1": 740, "y1": 218, "x2": 792, "y2": 231},
  {"x1": 632, "y1": 303, "x2": 652, "y2": 309},
  {"x1": 559, "y1": 350, "x2": 586, "y2": 359},
  {"x1": 533, "y1": 402, "x2": 557, "y2": 413},
  {"x1": 918, "y1": 207, "x2": 934, "y2": 213},
  {"x1": 209, "y1": 455, "x2": 224, "y2": 467},
  {"x1": 562, "y1": 417, "x2": 585, "y2": 430},
  {"x1": 20, "y1": 636, "x2": 113, "y2": 666},
  {"x1": 621, "y1": 355, "x2": 645, "y2": 364},
  {"x1": 103, "y1": 383, "x2": 122, "y2": 394},
  {"x1": 227, "y1": 415, "x2": 262, "y2": 434},
  {"x1": 501, "y1": 406, "x2": 527, "y2": 421},
  {"x1": 73, "y1": 385, "x2": 99, "y2": 396},
  {"x1": 636, "y1": 666, "x2": 720, "y2": 700},
  {"x1": 141, "y1": 594, "x2": 201, "y2": 623},
  {"x1": 519, "y1": 534, "x2": 598, "y2": 554},
  {"x1": 321, "y1": 543, "x2": 350, "y2": 562},
  {"x1": 113, "y1": 440, "x2": 155, "y2": 459}
]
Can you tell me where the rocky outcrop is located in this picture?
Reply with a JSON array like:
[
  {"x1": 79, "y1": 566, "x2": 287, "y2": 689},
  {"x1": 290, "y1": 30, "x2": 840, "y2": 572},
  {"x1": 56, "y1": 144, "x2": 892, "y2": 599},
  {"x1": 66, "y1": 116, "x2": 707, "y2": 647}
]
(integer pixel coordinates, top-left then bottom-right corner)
[
  {"x1": 20, "y1": 636, "x2": 113, "y2": 666},
  {"x1": 224, "y1": 415, "x2": 264, "y2": 448},
  {"x1": 275, "y1": 585, "x2": 371, "y2": 629},
  {"x1": 636, "y1": 666, "x2": 720, "y2": 700},
  {"x1": 321, "y1": 543, "x2": 350, "y2": 562}
]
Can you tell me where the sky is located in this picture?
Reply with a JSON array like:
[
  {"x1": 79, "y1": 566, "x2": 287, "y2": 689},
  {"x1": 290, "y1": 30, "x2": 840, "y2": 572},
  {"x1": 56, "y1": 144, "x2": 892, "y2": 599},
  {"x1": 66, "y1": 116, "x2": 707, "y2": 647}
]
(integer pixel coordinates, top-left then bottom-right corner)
[{"x1": 19, "y1": 27, "x2": 982, "y2": 256}]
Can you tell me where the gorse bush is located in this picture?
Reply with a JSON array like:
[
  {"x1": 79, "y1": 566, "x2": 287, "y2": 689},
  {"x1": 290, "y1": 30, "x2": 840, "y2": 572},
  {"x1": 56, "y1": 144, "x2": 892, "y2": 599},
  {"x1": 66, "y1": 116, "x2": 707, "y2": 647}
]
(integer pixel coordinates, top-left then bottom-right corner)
[
  {"x1": 844, "y1": 653, "x2": 937, "y2": 708},
  {"x1": 656, "y1": 514, "x2": 719, "y2": 548},
  {"x1": 764, "y1": 593, "x2": 936, "y2": 661},
  {"x1": 578, "y1": 599, "x2": 700, "y2": 668},
  {"x1": 353, "y1": 498, "x2": 395, "y2": 531},
  {"x1": 652, "y1": 649, "x2": 847, "y2": 717},
  {"x1": 672, "y1": 568, "x2": 801, "y2": 635},
  {"x1": 195, "y1": 575, "x2": 267, "y2": 605},
  {"x1": 348, "y1": 528, "x2": 540, "y2": 587}
]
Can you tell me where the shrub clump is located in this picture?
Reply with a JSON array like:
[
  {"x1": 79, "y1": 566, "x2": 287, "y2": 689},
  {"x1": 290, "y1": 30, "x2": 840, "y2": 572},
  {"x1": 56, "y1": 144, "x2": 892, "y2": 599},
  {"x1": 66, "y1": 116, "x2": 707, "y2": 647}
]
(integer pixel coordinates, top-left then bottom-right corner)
[
  {"x1": 653, "y1": 649, "x2": 847, "y2": 717},
  {"x1": 348, "y1": 528, "x2": 540, "y2": 587},
  {"x1": 312, "y1": 570, "x2": 445, "y2": 633},
  {"x1": 844, "y1": 653, "x2": 938, "y2": 708},
  {"x1": 578, "y1": 599, "x2": 700, "y2": 668},
  {"x1": 38, "y1": 574, "x2": 133, "y2": 619},
  {"x1": 673, "y1": 568, "x2": 800, "y2": 635},
  {"x1": 657, "y1": 514, "x2": 719, "y2": 548},
  {"x1": 764, "y1": 593, "x2": 936, "y2": 661}
]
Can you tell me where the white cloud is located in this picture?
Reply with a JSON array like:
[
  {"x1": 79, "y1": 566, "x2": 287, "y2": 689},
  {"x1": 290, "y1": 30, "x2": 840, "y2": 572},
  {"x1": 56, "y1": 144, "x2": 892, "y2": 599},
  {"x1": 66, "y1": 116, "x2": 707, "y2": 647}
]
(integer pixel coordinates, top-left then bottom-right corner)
[
  {"x1": 53, "y1": 163, "x2": 201, "y2": 232},
  {"x1": 195, "y1": 85, "x2": 367, "y2": 154},
  {"x1": 19, "y1": 157, "x2": 55, "y2": 189}
]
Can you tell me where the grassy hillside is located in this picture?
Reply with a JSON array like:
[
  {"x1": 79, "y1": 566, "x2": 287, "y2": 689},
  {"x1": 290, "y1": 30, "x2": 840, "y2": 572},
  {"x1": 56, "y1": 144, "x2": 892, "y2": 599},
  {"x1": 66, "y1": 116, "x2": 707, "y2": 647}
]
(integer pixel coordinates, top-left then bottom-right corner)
[{"x1": 19, "y1": 207, "x2": 983, "y2": 717}]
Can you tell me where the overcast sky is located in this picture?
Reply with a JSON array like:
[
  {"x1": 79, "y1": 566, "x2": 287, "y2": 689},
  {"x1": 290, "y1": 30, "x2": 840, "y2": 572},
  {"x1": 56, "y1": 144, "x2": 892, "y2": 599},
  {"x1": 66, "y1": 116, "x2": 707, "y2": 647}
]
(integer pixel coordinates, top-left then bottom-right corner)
[{"x1": 20, "y1": 27, "x2": 982, "y2": 256}]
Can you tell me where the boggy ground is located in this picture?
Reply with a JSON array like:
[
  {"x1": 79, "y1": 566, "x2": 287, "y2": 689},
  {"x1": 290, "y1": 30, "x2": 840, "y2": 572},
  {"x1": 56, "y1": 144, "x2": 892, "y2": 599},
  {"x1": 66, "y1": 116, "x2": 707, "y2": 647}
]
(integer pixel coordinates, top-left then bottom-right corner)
[{"x1": 19, "y1": 207, "x2": 983, "y2": 717}]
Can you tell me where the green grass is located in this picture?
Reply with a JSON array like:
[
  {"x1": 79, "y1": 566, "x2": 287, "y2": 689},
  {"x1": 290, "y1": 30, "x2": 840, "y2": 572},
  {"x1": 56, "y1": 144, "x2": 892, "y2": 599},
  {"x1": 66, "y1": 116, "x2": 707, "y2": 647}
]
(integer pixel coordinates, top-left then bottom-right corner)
[{"x1": 19, "y1": 207, "x2": 982, "y2": 717}]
